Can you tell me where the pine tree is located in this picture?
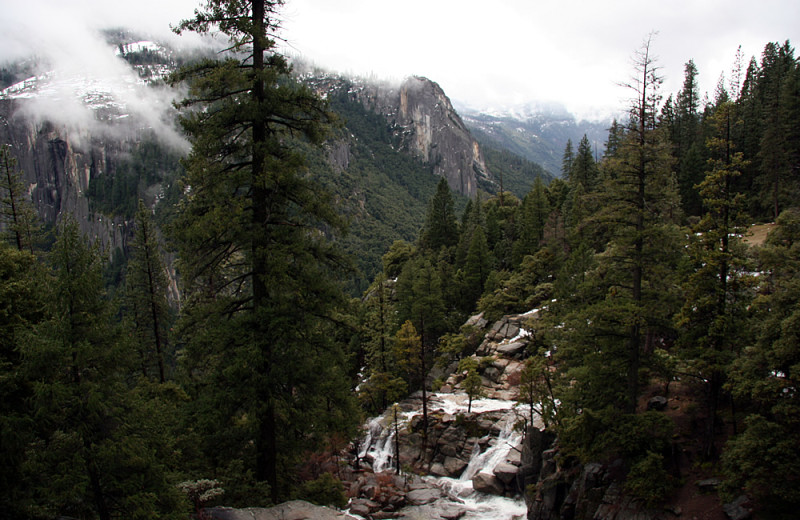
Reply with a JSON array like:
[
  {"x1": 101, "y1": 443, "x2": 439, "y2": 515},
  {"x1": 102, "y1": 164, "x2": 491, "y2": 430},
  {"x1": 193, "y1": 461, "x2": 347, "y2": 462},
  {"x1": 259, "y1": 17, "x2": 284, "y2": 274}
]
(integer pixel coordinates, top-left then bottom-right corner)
[
  {"x1": 558, "y1": 34, "x2": 681, "y2": 415},
  {"x1": 462, "y1": 225, "x2": 490, "y2": 304},
  {"x1": 569, "y1": 135, "x2": 599, "y2": 190},
  {"x1": 0, "y1": 244, "x2": 45, "y2": 516},
  {"x1": 513, "y1": 176, "x2": 550, "y2": 263},
  {"x1": 724, "y1": 208, "x2": 800, "y2": 514},
  {"x1": 0, "y1": 145, "x2": 38, "y2": 253},
  {"x1": 561, "y1": 139, "x2": 574, "y2": 178},
  {"x1": 171, "y1": 0, "x2": 356, "y2": 501},
  {"x1": 677, "y1": 99, "x2": 752, "y2": 458},
  {"x1": 125, "y1": 200, "x2": 171, "y2": 383},
  {"x1": 672, "y1": 60, "x2": 705, "y2": 216},
  {"x1": 21, "y1": 221, "x2": 182, "y2": 519},
  {"x1": 421, "y1": 177, "x2": 458, "y2": 252}
]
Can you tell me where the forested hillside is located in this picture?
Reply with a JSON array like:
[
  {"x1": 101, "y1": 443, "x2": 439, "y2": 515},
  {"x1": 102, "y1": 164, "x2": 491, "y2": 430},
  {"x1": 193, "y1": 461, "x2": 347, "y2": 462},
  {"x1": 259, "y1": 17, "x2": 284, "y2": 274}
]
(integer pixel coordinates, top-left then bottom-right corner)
[{"x1": 1, "y1": 1, "x2": 799, "y2": 519}]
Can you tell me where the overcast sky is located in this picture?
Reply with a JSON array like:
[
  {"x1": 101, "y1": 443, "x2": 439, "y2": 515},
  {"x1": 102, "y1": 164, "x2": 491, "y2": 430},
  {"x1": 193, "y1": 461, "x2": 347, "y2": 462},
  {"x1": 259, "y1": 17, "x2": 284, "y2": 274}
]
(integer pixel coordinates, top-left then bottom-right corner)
[{"x1": 2, "y1": 0, "x2": 799, "y2": 120}]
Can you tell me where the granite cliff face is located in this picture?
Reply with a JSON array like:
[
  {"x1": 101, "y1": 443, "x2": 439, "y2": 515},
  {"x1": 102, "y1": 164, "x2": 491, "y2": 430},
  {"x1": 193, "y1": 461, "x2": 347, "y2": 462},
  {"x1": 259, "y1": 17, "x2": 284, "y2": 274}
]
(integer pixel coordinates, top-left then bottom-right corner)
[
  {"x1": 309, "y1": 73, "x2": 494, "y2": 197},
  {"x1": 0, "y1": 98, "x2": 132, "y2": 251}
]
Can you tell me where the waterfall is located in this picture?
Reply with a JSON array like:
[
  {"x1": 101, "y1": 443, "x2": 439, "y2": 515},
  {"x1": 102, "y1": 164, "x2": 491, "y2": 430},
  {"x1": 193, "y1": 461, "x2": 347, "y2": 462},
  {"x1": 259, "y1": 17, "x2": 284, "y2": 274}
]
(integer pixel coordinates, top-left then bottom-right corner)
[
  {"x1": 459, "y1": 411, "x2": 522, "y2": 482},
  {"x1": 357, "y1": 393, "x2": 530, "y2": 519}
]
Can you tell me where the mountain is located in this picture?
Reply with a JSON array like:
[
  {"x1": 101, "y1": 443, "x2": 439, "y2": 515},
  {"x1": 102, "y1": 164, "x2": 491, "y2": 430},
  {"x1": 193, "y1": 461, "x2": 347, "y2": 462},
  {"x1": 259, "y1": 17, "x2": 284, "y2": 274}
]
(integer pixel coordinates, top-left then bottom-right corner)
[
  {"x1": 303, "y1": 71, "x2": 495, "y2": 197},
  {"x1": 0, "y1": 35, "x2": 516, "y2": 293},
  {"x1": 458, "y1": 102, "x2": 612, "y2": 176}
]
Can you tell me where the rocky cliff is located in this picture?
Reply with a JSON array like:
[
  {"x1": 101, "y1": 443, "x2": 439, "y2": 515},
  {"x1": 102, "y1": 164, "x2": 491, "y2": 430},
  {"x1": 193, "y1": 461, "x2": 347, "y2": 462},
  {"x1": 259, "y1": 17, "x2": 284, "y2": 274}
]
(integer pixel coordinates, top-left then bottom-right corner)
[
  {"x1": 308, "y1": 73, "x2": 494, "y2": 197},
  {"x1": 0, "y1": 98, "x2": 133, "y2": 251}
]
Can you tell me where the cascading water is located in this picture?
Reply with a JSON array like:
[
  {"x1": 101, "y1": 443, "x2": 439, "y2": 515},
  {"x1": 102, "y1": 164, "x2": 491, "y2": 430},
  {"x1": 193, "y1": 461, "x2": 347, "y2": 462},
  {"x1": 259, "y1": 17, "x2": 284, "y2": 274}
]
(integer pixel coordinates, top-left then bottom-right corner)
[{"x1": 357, "y1": 392, "x2": 536, "y2": 520}]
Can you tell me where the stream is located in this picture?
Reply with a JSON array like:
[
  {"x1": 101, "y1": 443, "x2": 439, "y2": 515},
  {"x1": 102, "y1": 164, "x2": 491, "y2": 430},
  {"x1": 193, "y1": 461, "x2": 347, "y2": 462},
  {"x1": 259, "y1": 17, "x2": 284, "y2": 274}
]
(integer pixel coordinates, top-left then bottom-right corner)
[{"x1": 356, "y1": 392, "x2": 533, "y2": 520}]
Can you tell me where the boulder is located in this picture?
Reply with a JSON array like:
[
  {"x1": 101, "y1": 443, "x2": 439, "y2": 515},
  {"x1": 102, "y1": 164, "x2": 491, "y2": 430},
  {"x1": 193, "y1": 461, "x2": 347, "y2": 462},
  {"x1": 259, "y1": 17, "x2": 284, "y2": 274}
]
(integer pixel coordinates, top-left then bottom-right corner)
[
  {"x1": 348, "y1": 498, "x2": 380, "y2": 517},
  {"x1": 483, "y1": 366, "x2": 502, "y2": 382},
  {"x1": 723, "y1": 495, "x2": 752, "y2": 520},
  {"x1": 493, "y1": 462, "x2": 519, "y2": 484},
  {"x1": 647, "y1": 395, "x2": 668, "y2": 411},
  {"x1": 206, "y1": 501, "x2": 358, "y2": 520},
  {"x1": 472, "y1": 471, "x2": 505, "y2": 495},
  {"x1": 406, "y1": 487, "x2": 444, "y2": 505},
  {"x1": 496, "y1": 341, "x2": 527, "y2": 357},
  {"x1": 443, "y1": 456, "x2": 468, "y2": 476},
  {"x1": 465, "y1": 312, "x2": 488, "y2": 329},
  {"x1": 429, "y1": 462, "x2": 448, "y2": 477},
  {"x1": 697, "y1": 478, "x2": 722, "y2": 492}
]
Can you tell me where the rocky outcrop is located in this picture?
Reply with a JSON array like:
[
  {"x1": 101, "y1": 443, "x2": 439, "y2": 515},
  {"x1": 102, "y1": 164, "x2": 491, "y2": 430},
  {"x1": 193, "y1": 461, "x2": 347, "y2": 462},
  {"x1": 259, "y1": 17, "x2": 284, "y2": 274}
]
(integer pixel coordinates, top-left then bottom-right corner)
[
  {"x1": 206, "y1": 500, "x2": 357, "y2": 520},
  {"x1": 0, "y1": 98, "x2": 134, "y2": 251},
  {"x1": 308, "y1": 73, "x2": 493, "y2": 197}
]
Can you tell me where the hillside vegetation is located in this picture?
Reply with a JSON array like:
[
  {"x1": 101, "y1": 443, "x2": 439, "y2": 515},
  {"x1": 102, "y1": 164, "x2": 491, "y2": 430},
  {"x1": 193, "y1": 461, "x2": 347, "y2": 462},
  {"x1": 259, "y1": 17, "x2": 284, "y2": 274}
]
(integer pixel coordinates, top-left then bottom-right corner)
[{"x1": 1, "y1": 2, "x2": 799, "y2": 519}]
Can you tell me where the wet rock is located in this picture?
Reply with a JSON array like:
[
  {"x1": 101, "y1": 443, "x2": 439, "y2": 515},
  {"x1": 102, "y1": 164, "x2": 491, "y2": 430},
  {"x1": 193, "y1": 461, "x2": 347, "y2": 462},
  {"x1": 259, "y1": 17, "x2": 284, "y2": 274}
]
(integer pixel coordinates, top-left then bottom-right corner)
[
  {"x1": 406, "y1": 487, "x2": 444, "y2": 505},
  {"x1": 348, "y1": 498, "x2": 380, "y2": 517},
  {"x1": 444, "y1": 456, "x2": 468, "y2": 476},
  {"x1": 493, "y1": 462, "x2": 519, "y2": 484},
  {"x1": 472, "y1": 471, "x2": 504, "y2": 495}
]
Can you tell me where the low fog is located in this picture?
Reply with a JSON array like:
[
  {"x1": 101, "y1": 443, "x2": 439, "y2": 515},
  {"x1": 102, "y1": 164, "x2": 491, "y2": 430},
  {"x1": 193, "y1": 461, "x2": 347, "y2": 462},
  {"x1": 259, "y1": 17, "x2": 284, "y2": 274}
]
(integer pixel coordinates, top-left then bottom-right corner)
[{"x1": 0, "y1": 0, "x2": 210, "y2": 152}]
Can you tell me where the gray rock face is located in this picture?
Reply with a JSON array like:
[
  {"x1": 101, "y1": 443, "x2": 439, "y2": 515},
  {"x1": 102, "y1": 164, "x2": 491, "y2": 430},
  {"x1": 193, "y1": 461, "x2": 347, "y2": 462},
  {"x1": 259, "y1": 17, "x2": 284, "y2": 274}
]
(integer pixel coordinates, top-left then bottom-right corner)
[
  {"x1": 472, "y1": 471, "x2": 505, "y2": 495},
  {"x1": 206, "y1": 500, "x2": 357, "y2": 520},
  {"x1": 310, "y1": 75, "x2": 493, "y2": 197},
  {"x1": 0, "y1": 99, "x2": 131, "y2": 252}
]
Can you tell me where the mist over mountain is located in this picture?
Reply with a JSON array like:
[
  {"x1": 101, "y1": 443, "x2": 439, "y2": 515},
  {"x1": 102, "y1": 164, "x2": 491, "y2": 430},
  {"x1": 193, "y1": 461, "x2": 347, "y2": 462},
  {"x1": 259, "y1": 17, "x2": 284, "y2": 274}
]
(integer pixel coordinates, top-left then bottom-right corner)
[{"x1": 456, "y1": 101, "x2": 612, "y2": 176}]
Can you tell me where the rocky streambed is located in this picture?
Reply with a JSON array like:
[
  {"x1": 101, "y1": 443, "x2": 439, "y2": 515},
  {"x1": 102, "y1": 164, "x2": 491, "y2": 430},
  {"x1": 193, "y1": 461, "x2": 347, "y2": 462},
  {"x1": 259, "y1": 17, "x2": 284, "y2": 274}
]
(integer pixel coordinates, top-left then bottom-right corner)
[{"x1": 344, "y1": 312, "x2": 544, "y2": 520}]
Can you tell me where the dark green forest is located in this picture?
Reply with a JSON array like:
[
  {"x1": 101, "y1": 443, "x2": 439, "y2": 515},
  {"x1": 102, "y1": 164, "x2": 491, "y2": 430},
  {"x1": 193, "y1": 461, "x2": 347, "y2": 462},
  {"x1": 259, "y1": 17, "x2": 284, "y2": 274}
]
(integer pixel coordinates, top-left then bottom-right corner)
[{"x1": 1, "y1": 1, "x2": 800, "y2": 519}]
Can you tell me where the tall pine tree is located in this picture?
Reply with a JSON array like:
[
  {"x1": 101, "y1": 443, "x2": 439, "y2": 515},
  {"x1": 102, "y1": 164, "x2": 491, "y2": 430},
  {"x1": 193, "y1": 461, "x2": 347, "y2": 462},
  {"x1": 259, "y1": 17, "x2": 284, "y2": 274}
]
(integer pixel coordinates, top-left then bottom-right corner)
[{"x1": 171, "y1": 0, "x2": 356, "y2": 501}]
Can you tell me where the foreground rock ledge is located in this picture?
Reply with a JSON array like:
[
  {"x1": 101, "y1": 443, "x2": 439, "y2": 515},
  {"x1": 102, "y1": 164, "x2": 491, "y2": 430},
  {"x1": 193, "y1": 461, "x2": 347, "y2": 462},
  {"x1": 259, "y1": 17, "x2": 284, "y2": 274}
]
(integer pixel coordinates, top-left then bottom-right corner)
[{"x1": 206, "y1": 500, "x2": 357, "y2": 520}]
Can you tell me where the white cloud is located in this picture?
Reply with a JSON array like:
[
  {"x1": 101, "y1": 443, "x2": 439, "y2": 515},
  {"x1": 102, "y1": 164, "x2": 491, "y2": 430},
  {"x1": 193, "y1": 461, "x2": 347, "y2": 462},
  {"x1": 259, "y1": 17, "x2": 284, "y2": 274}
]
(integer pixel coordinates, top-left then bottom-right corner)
[{"x1": 2, "y1": 0, "x2": 799, "y2": 123}]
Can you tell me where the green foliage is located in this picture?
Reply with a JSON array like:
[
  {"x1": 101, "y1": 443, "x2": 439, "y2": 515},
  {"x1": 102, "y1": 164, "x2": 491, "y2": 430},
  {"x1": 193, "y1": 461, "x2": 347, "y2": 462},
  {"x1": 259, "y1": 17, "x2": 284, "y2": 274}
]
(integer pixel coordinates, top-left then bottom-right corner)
[
  {"x1": 457, "y1": 357, "x2": 483, "y2": 412},
  {"x1": 299, "y1": 472, "x2": 347, "y2": 509},
  {"x1": 1, "y1": 144, "x2": 39, "y2": 253},
  {"x1": 559, "y1": 408, "x2": 673, "y2": 465},
  {"x1": 624, "y1": 451, "x2": 674, "y2": 506},
  {"x1": 481, "y1": 145, "x2": 552, "y2": 199},
  {"x1": 420, "y1": 177, "x2": 459, "y2": 252},
  {"x1": 85, "y1": 136, "x2": 183, "y2": 219},
  {"x1": 517, "y1": 353, "x2": 558, "y2": 429},
  {"x1": 721, "y1": 415, "x2": 800, "y2": 516},
  {"x1": 0, "y1": 244, "x2": 45, "y2": 516},
  {"x1": 124, "y1": 201, "x2": 173, "y2": 383},
  {"x1": 19, "y1": 220, "x2": 183, "y2": 520},
  {"x1": 170, "y1": 0, "x2": 358, "y2": 501}
]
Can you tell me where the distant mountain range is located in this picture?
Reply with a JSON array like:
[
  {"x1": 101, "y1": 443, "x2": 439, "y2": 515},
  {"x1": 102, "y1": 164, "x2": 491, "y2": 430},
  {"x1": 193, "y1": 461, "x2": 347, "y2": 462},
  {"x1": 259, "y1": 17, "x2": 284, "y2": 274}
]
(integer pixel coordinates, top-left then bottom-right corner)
[
  {"x1": 456, "y1": 102, "x2": 613, "y2": 176},
  {"x1": 0, "y1": 29, "x2": 613, "y2": 291}
]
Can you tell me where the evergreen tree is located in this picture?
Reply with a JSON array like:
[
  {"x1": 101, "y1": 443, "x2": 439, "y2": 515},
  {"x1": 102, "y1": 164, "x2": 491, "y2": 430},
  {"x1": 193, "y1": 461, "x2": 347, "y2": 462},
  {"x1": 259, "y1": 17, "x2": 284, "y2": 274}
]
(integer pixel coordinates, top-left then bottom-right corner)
[
  {"x1": 0, "y1": 244, "x2": 45, "y2": 516},
  {"x1": 171, "y1": 0, "x2": 356, "y2": 501},
  {"x1": 676, "y1": 99, "x2": 752, "y2": 458},
  {"x1": 569, "y1": 135, "x2": 599, "y2": 190},
  {"x1": 125, "y1": 200, "x2": 171, "y2": 383},
  {"x1": 673, "y1": 60, "x2": 705, "y2": 217},
  {"x1": 513, "y1": 176, "x2": 550, "y2": 264},
  {"x1": 21, "y1": 221, "x2": 182, "y2": 519},
  {"x1": 462, "y1": 225, "x2": 490, "y2": 305},
  {"x1": 604, "y1": 119, "x2": 624, "y2": 159},
  {"x1": 561, "y1": 138, "x2": 574, "y2": 178},
  {"x1": 359, "y1": 274, "x2": 406, "y2": 413},
  {"x1": 457, "y1": 357, "x2": 483, "y2": 413},
  {"x1": 0, "y1": 145, "x2": 38, "y2": 253},
  {"x1": 420, "y1": 177, "x2": 458, "y2": 252},
  {"x1": 724, "y1": 208, "x2": 800, "y2": 515},
  {"x1": 557, "y1": 34, "x2": 681, "y2": 416}
]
